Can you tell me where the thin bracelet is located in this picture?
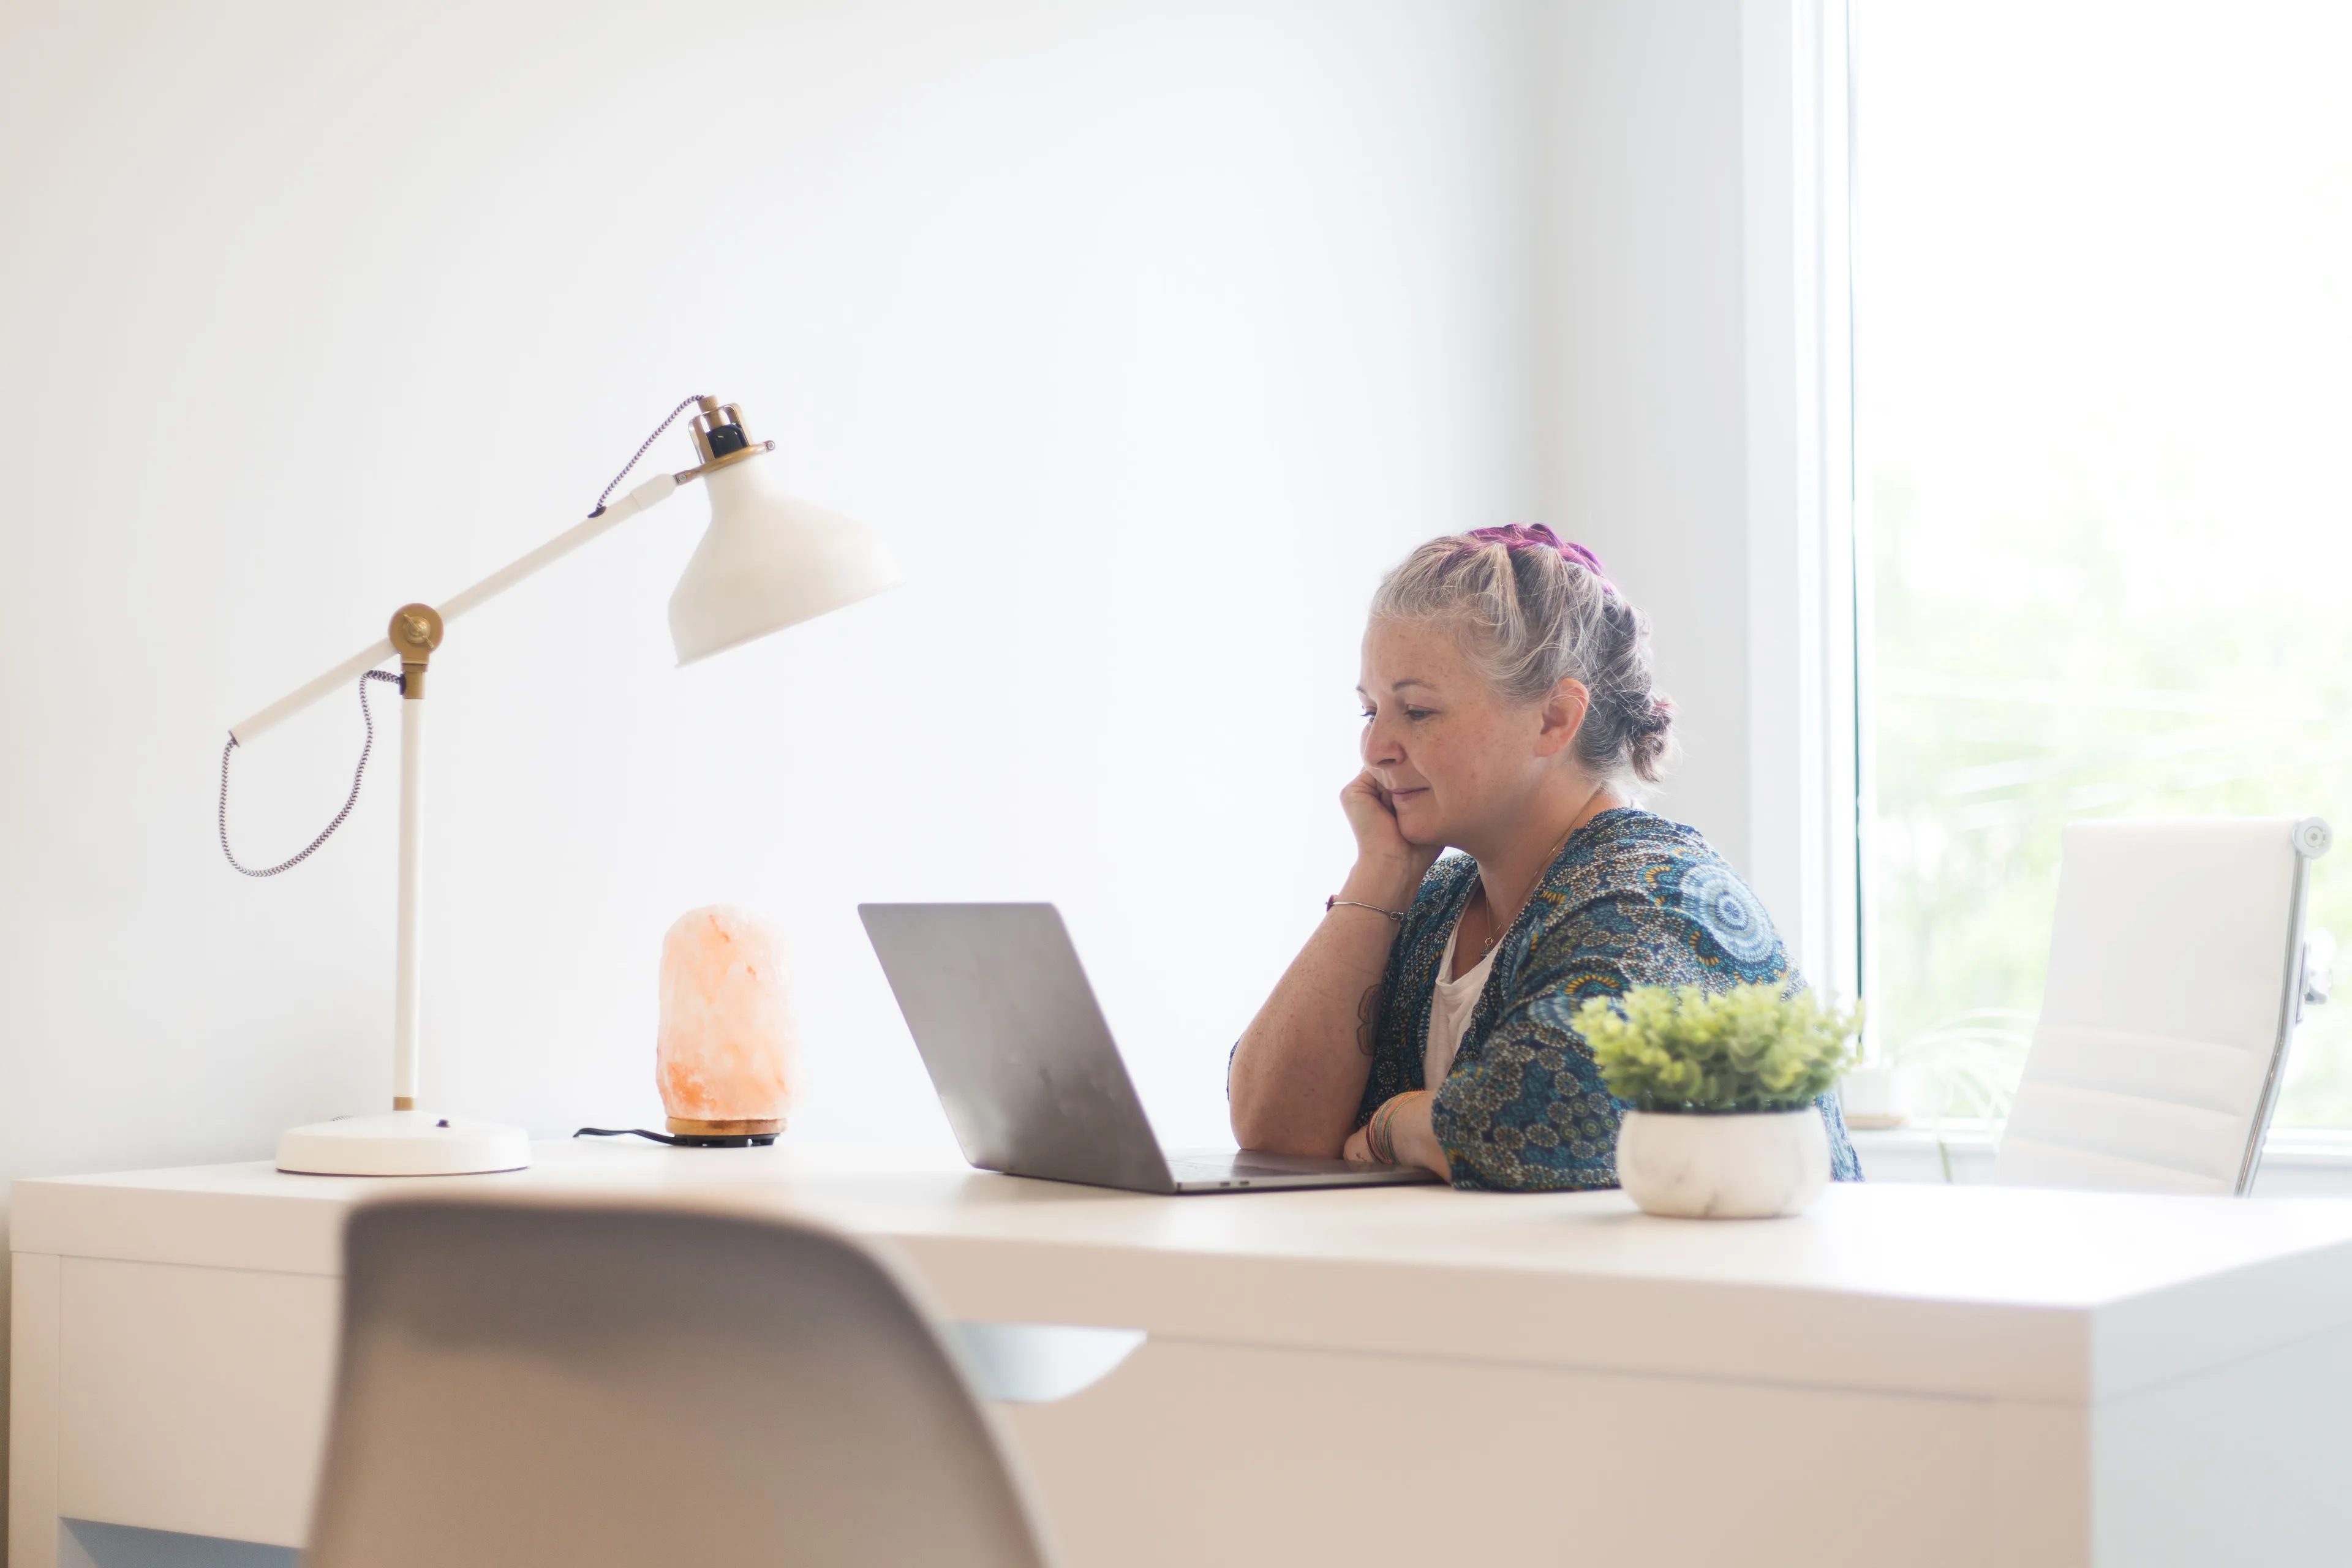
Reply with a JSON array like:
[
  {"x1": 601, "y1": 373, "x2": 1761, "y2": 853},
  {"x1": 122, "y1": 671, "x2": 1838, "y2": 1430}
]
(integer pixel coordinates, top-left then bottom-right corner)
[
  {"x1": 1368, "y1": 1094, "x2": 1411, "y2": 1163},
  {"x1": 1327, "y1": 895, "x2": 1407, "y2": 925}
]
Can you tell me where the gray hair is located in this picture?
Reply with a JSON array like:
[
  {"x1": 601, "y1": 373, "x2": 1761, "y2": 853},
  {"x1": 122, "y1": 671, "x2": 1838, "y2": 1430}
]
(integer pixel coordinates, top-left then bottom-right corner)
[{"x1": 1369, "y1": 529, "x2": 1675, "y2": 788}]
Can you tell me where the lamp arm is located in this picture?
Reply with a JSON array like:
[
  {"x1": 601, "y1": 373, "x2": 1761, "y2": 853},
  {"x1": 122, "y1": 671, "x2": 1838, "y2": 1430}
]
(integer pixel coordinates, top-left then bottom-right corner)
[{"x1": 228, "y1": 472, "x2": 684, "y2": 744}]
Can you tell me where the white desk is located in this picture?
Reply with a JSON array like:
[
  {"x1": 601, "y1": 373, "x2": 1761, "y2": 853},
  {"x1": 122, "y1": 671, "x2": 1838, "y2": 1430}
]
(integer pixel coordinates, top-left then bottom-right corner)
[{"x1": 15, "y1": 1141, "x2": 2352, "y2": 1568}]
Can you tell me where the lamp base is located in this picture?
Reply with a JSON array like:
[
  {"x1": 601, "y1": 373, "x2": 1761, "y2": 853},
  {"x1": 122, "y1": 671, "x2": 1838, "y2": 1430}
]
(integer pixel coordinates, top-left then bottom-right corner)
[{"x1": 276, "y1": 1110, "x2": 532, "y2": 1177}]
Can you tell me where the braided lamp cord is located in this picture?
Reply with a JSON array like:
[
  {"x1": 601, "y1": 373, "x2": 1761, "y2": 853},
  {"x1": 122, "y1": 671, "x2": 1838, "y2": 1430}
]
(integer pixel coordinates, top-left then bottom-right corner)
[
  {"x1": 217, "y1": 395, "x2": 704, "y2": 876},
  {"x1": 218, "y1": 670, "x2": 402, "y2": 877}
]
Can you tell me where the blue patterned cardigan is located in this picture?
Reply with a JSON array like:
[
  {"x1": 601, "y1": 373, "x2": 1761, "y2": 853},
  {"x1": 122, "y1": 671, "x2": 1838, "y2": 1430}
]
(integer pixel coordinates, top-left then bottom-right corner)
[{"x1": 1357, "y1": 808, "x2": 1863, "y2": 1191}]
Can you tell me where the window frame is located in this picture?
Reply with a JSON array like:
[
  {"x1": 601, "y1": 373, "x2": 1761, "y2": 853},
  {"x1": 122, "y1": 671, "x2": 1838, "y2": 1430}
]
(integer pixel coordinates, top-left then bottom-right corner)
[{"x1": 1740, "y1": 0, "x2": 1865, "y2": 1018}]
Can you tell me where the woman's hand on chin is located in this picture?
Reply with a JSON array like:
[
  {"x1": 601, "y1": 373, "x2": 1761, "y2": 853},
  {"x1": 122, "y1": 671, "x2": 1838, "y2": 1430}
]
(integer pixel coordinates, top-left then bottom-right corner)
[{"x1": 1340, "y1": 770, "x2": 1442, "y2": 905}]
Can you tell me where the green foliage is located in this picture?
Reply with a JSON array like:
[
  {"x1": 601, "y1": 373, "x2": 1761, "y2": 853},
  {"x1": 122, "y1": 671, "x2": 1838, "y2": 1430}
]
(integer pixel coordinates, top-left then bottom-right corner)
[
  {"x1": 1869, "y1": 453, "x2": 2352, "y2": 1126},
  {"x1": 1578, "y1": 984, "x2": 1862, "y2": 1114},
  {"x1": 1852, "y1": 12, "x2": 2352, "y2": 1126},
  {"x1": 1883, "y1": 1008, "x2": 2032, "y2": 1124}
]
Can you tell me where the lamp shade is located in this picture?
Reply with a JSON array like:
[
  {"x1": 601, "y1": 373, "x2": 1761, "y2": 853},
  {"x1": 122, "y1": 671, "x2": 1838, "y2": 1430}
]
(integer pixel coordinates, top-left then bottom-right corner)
[{"x1": 668, "y1": 454, "x2": 901, "y2": 665}]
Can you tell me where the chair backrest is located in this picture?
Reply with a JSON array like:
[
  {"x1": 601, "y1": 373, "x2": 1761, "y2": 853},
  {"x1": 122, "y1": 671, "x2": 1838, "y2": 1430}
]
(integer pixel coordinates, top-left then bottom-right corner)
[
  {"x1": 306, "y1": 1197, "x2": 1058, "y2": 1568},
  {"x1": 1996, "y1": 816, "x2": 2331, "y2": 1195}
]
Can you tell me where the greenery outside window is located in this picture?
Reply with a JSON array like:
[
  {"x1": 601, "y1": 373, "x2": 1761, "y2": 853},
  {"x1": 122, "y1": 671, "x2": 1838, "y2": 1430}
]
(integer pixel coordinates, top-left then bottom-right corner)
[{"x1": 1856, "y1": 0, "x2": 2352, "y2": 1126}]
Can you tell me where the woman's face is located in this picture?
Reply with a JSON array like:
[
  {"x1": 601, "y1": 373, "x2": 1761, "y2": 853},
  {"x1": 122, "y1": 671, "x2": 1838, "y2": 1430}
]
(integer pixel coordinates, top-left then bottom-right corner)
[{"x1": 1359, "y1": 617, "x2": 1581, "y2": 849}]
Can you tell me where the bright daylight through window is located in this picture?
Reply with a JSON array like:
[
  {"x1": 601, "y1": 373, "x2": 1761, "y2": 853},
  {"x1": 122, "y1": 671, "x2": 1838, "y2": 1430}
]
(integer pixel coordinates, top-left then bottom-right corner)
[{"x1": 1858, "y1": 1, "x2": 2352, "y2": 1126}]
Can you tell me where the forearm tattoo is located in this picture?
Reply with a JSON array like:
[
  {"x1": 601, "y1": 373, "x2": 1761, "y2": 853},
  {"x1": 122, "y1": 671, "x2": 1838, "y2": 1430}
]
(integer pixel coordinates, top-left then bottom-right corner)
[{"x1": 1355, "y1": 979, "x2": 1382, "y2": 1057}]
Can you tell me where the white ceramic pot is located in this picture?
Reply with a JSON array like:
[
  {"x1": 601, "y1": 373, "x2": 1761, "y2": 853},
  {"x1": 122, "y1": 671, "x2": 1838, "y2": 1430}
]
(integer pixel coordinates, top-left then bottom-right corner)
[{"x1": 1615, "y1": 1107, "x2": 1830, "y2": 1219}]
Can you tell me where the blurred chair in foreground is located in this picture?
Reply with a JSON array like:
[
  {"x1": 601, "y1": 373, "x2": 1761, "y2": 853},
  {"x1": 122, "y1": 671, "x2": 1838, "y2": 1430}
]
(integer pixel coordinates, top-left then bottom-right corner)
[
  {"x1": 1997, "y1": 816, "x2": 2333, "y2": 1195},
  {"x1": 305, "y1": 1197, "x2": 1058, "y2": 1568}
]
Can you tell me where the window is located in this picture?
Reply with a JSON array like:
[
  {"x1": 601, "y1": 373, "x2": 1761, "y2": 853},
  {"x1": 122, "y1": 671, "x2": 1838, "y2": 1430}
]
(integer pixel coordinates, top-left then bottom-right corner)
[{"x1": 1856, "y1": 1, "x2": 2352, "y2": 1123}]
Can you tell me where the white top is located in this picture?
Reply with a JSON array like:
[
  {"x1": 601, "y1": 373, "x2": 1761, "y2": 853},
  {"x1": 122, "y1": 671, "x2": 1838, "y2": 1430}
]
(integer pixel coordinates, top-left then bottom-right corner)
[
  {"x1": 1423, "y1": 917, "x2": 1497, "y2": 1088},
  {"x1": 21, "y1": 1142, "x2": 2352, "y2": 1404}
]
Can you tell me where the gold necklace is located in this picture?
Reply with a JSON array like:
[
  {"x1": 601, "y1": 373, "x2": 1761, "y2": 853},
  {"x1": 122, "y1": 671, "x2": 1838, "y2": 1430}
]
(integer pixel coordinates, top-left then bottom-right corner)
[{"x1": 1474, "y1": 818, "x2": 1583, "y2": 956}]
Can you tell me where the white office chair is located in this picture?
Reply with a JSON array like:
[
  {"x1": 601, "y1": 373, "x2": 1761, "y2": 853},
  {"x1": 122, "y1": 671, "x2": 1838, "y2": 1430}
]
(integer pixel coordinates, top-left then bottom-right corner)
[
  {"x1": 304, "y1": 1197, "x2": 1060, "y2": 1568},
  {"x1": 1996, "y1": 816, "x2": 2333, "y2": 1196}
]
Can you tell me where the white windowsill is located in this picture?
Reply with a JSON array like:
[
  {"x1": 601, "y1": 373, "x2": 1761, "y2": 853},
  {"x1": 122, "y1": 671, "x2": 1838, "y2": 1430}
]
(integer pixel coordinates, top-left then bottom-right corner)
[{"x1": 1849, "y1": 1123, "x2": 2352, "y2": 1194}]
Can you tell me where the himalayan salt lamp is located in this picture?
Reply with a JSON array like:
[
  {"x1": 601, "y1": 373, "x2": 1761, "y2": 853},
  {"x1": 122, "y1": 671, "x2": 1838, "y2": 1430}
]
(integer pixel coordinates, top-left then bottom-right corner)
[{"x1": 656, "y1": 905, "x2": 800, "y2": 1137}]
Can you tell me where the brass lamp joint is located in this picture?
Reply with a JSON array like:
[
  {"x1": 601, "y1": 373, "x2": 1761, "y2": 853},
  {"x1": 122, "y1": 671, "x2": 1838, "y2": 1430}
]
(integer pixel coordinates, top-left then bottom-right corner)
[
  {"x1": 389, "y1": 603, "x2": 443, "y2": 699},
  {"x1": 676, "y1": 396, "x2": 775, "y2": 483}
]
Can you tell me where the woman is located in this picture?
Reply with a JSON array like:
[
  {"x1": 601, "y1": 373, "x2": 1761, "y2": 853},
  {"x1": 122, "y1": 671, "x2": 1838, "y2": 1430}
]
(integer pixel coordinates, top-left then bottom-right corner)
[{"x1": 1229, "y1": 524, "x2": 1860, "y2": 1189}]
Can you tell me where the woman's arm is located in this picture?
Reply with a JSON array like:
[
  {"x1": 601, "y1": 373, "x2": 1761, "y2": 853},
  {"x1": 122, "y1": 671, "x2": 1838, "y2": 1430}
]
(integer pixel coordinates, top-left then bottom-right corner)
[
  {"x1": 1229, "y1": 774, "x2": 1437, "y2": 1156},
  {"x1": 1340, "y1": 1091, "x2": 1453, "y2": 1180},
  {"x1": 1338, "y1": 901, "x2": 1639, "y2": 1186}
]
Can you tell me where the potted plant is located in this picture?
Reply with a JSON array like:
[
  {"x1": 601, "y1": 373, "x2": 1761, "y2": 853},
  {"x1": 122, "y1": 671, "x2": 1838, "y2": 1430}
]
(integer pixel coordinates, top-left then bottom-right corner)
[{"x1": 1577, "y1": 982, "x2": 1861, "y2": 1218}]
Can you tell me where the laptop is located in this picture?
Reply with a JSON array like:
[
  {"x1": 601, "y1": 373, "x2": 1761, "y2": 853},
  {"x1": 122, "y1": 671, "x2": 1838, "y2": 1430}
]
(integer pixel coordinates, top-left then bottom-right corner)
[{"x1": 859, "y1": 902, "x2": 1441, "y2": 1194}]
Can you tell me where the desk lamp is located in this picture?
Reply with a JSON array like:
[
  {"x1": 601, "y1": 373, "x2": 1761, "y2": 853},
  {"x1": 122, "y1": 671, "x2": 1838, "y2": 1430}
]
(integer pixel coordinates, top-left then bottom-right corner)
[{"x1": 221, "y1": 396, "x2": 899, "y2": 1176}]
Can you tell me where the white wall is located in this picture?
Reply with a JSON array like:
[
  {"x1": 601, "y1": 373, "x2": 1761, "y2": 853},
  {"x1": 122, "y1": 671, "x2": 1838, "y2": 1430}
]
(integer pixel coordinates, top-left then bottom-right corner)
[
  {"x1": 1540, "y1": 0, "x2": 1851, "y2": 992},
  {"x1": 0, "y1": 2, "x2": 1554, "y2": 1168},
  {"x1": 0, "y1": 0, "x2": 1831, "y2": 1529},
  {"x1": 1543, "y1": 0, "x2": 1751, "y2": 875}
]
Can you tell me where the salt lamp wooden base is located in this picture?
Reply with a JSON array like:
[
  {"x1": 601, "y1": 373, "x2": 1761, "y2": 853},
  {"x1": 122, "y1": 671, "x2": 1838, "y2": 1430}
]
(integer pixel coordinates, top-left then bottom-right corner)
[{"x1": 666, "y1": 1117, "x2": 783, "y2": 1137}]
